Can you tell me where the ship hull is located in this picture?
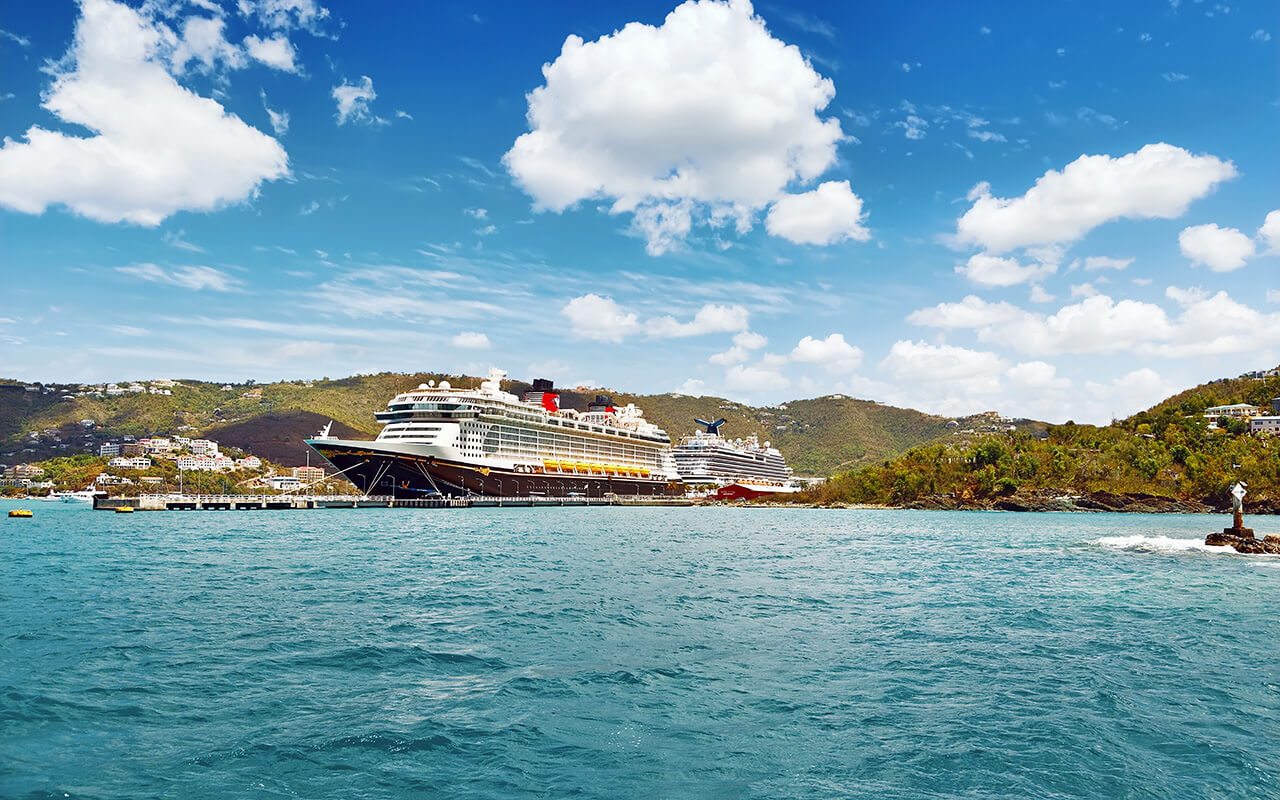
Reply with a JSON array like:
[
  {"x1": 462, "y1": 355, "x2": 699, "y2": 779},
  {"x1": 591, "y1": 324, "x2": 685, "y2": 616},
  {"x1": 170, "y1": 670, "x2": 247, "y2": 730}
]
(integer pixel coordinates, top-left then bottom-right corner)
[{"x1": 306, "y1": 439, "x2": 680, "y2": 498}]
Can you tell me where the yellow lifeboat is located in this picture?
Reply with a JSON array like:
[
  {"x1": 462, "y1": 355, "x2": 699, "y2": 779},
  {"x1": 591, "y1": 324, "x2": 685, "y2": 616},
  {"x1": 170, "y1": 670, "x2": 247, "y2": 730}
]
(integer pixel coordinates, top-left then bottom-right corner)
[{"x1": 9, "y1": 509, "x2": 33, "y2": 518}]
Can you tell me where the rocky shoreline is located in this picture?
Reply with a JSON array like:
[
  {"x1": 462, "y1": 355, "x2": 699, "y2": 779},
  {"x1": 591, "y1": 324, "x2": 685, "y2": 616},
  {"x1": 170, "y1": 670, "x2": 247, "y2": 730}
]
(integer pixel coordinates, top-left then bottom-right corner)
[{"x1": 793, "y1": 489, "x2": 1280, "y2": 514}]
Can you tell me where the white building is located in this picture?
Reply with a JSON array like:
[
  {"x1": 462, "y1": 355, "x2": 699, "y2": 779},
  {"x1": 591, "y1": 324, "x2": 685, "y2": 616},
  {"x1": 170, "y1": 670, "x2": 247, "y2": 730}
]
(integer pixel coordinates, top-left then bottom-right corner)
[
  {"x1": 108, "y1": 456, "x2": 152, "y2": 470},
  {"x1": 1249, "y1": 416, "x2": 1280, "y2": 435},
  {"x1": 236, "y1": 456, "x2": 262, "y2": 469},
  {"x1": 99, "y1": 443, "x2": 122, "y2": 457},
  {"x1": 176, "y1": 456, "x2": 198, "y2": 470},
  {"x1": 264, "y1": 475, "x2": 302, "y2": 490},
  {"x1": 189, "y1": 439, "x2": 218, "y2": 456},
  {"x1": 141, "y1": 438, "x2": 173, "y2": 453},
  {"x1": 1203, "y1": 403, "x2": 1262, "y2": 419}
]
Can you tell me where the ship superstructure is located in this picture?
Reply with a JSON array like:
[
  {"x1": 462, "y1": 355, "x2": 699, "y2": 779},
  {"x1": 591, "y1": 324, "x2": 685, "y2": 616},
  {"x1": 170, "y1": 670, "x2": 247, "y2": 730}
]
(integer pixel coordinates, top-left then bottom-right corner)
[
  {"x1": 306, "y1": 369, "x2": 680, "y2": 497},
  {"x1": 672, "y1": 418, "x2": 799, "y2": 498}
]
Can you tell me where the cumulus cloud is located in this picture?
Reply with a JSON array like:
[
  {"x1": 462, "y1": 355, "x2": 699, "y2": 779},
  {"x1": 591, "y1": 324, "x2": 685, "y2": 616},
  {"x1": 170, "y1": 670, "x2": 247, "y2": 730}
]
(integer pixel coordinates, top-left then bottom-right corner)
[
  {"x1": 332, "y1": 76, "x2": 380, "y2": 125},
  {"x1": 646, "y1": 303, "x2": 749, "y2": 338},
  {"x1": 1259, "y1": 210, "x2": 1280, "y2": 253},
  {"x1": 908, "y1": 294, "x2": 1173, "y2": 355},
  {"x1": 790, "y1": 333, "x2": 862, "y2": 372},
  {"x1": 954, "y1": 143, "x2": 1236, "y2": 252},
  {"x1": 1178, "y1": 223, "x2": 1255, "y2": 271},
  {"x1": 503, "y1": 0, "x2": 851, "y2": 255},
  {"x1": 1144, "y1": 286, "x2": 1280, "y2": 357},
  {"x1": 1082, "y1": 369, "x2": 1174, "y2": 421},
  {"x1": 733, "y1": 330, "x2": 767, "y2": 350},
  {"x1": 724, "y1": 363, "x2": 790, "y2": 392},
  {"x1": 244, "y1": 33, "x2": 298, "y2": 72},
  {"x1": 0, "y1": 0, "x2": 288, "y2": 226},
  {"x1": 116, "y1": 263, "x2": 240, "y2": 291},
  {"x1": 880, "y1": 340, "x2": 1007, "y2": 396},
  {"x1": 560, "y1": 294, "x2": 640, "y2": 342},
  {"x1": 765, "y1": 180, "x2": 871, "y2": 245},
  {"x1": 451, "y1": 331, "x2": 491, "y2": 349},
  {"x1": 171, "y1": 15, "x2": 244, "y2": 74},
  {"x1": 1006, "y1": 360, "x2": 1070, "y2": 392},
  {"x1": 955, "y1": 253, "x2": 1056, "y2": 286}
]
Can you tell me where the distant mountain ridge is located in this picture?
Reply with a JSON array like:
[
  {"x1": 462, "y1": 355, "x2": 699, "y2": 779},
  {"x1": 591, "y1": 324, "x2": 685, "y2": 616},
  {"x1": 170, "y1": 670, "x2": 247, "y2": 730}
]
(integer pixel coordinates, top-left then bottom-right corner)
[{"x1": 0, "y1": 372, "x2": 983, "y2": 474}]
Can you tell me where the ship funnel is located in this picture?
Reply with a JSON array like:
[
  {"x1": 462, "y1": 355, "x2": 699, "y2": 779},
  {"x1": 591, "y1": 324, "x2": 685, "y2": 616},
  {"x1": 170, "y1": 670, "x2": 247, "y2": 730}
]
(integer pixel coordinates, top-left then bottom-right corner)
[
  {"x1": 523, "y1": 377, "x2": 559, "y2": 411},
  {"x1": 695, "y1": 417, "x2": 727, "y2": 435},
  {"x1": 589, "y1": 394, "x2": 615, "y2": 413}
]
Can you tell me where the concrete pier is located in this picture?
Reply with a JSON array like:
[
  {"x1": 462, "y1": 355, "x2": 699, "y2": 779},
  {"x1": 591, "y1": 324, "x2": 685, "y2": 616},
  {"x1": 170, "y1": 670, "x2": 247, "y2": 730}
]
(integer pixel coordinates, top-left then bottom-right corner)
[{"x1": 94, "y1": 494, "x2": 693, "y2": 511}]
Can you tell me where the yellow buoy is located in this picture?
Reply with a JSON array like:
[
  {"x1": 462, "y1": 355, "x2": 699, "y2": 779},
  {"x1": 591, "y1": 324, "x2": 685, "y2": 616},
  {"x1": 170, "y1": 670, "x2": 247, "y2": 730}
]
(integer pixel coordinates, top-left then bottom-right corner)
[{"x1": 8, "y1": 509, "x2": 33, "y2": 518}]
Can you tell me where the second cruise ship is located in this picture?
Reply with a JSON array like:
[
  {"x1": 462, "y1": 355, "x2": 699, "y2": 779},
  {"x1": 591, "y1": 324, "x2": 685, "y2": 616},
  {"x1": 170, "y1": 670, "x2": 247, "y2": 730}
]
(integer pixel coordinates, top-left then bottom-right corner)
[{"x1": 672, "y1": 418, "x2": 800, "y2": 499}]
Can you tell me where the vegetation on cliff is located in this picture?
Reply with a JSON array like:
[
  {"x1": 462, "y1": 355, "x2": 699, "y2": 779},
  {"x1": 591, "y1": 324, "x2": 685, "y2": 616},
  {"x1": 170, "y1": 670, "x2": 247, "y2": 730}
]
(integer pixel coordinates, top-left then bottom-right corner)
[{"x1": 805, "y1": 372, "x2": 1280, "y2": 508}]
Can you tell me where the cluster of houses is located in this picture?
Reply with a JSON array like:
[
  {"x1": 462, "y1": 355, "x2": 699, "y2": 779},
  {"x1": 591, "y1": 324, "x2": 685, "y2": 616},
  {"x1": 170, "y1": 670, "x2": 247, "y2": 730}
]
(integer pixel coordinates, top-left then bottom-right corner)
[
  {"x1": 99, "y1": 435, "x2": 262, "y2": 473},
  {"x1": 0, "y1": 463, "x2": 55, "y2": 490},
  {"x1": 1203, "y1": 399, "x2": 1280, "y2": 434}
]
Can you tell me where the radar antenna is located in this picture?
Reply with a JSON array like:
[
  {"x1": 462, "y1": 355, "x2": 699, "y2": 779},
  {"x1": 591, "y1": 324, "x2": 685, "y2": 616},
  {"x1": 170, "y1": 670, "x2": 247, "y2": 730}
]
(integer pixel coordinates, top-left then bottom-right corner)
[{"x1": 695, "y1": 417, "x2": 727, "y2": 435}]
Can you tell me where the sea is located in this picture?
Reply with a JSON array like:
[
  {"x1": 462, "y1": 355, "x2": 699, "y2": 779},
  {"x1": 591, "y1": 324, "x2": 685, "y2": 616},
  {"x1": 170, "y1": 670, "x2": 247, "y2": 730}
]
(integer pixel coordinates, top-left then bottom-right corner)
[{"x1": 2, "y1": 500, "x2": 1278, "y2": 799}]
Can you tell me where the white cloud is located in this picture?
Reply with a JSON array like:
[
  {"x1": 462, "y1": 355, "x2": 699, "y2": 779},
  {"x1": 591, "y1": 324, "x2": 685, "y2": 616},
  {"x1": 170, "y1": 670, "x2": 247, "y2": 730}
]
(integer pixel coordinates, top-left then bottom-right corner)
[
  {"x1": 955, "y1": 143, "x2": 1237, "y2": 252},
  {"x1": 724, "y1": 363, "x2": 789, "y2": 392},
  {"x1": 116, "y1": 263, "x2": 240, "y2": 291},
  {"x1": 1162, "y1": 72, "x2": 1189, "y2": 82},
  {"x1": 909, "y1": 294, "x2": 1173, "y2": 355},
  {"x1": 1257, "y1": 210, "x2": 1280, "y2": 253},
  {"x1": 1143, "y1": 286, "x2": 1280, "y2": 357},
  {"x1": 708, "y1": 346, "x2": 750, "y2": 365},
  {"x1": 1006, "y1": 361, "x2": 1070, "y2": 391},
  {"x1": 1252, "y1": 29, "x2": 1272, "y2": 42},
  {"x1": 646, "y1": 303, "x2": 749, "y2": 338},
  {"x1": 1178, "y1": 223, "x2": 1255, "y2": 271},
  {"x1": 764, "y1": 181, "x2": 870, "y2": 245},
  {"x1": 1070, "y1": 281, "x2": 1099, "y2": 298},
  {"x1": 451, "y1": 331, "x2": 491, "y2": 349},
  {"x1": 465, "y1": 207, "x2": 488, "y2": 220},
  {"x1": 332, "y1": 76, "x2": 380, "y2": 126},
  {"x1": 243, "y1": 33, "x2": 298, "y2": 72},
  {"x1": 733, "y1": 330, "x2": 767, "y2": 350},
  {"x1": 1267, "y1": 289, "x2": 1280, "y2": 304},
  {"x1": 967, "y1": 128, "x2": 1006, "y2": 142},
  {"x1": 171, "y1": 16, "x2": 244, "y2": 74},
  {"x1": 1082, "y1": 368, "x2": 1174, "y2": 422},
  {"x1": 906, "y1": 294, "x2": 1026, "y2": 328},
  {"x1": 1081, "y1": 255, "x2": 1133, "y2": 270},
  {"x1": 261, "y1": 90, "x2": 289, "y2": 135},
  {"x1": 236, "y1": 0, "x2": 331, "y2": 33},
  {"x1": 893, "y1": 114, "x2": 928, "y2": 139},
  {"x1": 0, "y1": 0, "x2": 288, "y2": 226},
  {"x1": 560, "y1": 294, "x2": 640, "y2": 342},
  {"x1": 1029, "y1": 285, "x2": 1054, "y2": 303},
  {"x1": 881, "y1": 340, "x2": 1007, "y2": 396},
  {"x1": 955, "y1": 253, "x2": 1055, "y2": 286},
  {"x1": 502, "y1": 0, "x2": 847, "y2": 254},
  {"x1": 790, "y1": 333, "x2": 863, "y2": 372}
]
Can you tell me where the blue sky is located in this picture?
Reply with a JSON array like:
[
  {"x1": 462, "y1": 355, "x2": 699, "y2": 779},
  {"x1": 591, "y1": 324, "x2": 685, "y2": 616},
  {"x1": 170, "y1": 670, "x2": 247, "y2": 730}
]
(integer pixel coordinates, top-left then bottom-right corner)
[{"x1": 1, "y1": 0, "x2": 1276, "y2": 423}]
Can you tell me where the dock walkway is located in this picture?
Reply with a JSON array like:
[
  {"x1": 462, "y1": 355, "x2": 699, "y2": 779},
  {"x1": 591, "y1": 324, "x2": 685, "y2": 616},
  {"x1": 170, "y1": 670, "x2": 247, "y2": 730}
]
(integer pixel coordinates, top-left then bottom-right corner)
[{"x1": 94, "y1": 494, "x2": 693, "y2": 511}]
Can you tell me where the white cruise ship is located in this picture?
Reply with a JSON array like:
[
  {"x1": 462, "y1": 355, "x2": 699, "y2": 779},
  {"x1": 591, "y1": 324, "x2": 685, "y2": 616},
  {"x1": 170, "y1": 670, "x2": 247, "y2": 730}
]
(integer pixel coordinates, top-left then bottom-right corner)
[
  {"x1": 672, "y1": 418, "x2": 800, "y2": 499},
  {"x1": 306, "y1": 368, "x2": 680, "y2": 497}
]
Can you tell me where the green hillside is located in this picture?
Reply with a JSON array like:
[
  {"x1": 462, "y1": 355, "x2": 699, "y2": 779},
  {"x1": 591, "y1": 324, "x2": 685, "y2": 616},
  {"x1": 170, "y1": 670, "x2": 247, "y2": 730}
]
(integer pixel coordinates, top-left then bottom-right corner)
[
  {"x1": 805, "y1": 367, "x2": 1280, "y2": 509},
  {"x1": 1, "y1": 373, "x2": 955, "y2": 475}
]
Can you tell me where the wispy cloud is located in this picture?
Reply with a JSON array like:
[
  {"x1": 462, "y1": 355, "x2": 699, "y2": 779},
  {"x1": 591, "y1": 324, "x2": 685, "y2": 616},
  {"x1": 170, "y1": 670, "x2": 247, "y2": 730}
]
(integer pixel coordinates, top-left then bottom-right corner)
[{"x1": 116, "y1": 263, "x2": 241, "y2": 292}]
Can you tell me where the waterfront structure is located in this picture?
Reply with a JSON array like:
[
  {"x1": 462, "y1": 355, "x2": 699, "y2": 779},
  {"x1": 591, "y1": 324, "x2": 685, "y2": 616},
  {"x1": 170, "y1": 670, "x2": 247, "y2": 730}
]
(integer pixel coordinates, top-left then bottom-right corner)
[
  {"x1": 1249, "y1": 416, "x2": 1280, "y2": 435},
  {"x1": 306, "y1": 369, "x2": 680, "y2": 497},
  {"x1": 672, "y1": 419, "x2": 800, "y2": 499}
]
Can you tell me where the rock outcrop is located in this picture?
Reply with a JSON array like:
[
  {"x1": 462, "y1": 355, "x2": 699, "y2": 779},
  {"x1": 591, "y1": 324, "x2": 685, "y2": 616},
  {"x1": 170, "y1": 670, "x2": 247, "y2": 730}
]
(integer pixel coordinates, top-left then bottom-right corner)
[
  {"x1": 902, "y1": 489, "x2": 1212, "y2": 514},
  {"x1": 1205, "y1": 527, "x2": 1280, "y2": 555}
]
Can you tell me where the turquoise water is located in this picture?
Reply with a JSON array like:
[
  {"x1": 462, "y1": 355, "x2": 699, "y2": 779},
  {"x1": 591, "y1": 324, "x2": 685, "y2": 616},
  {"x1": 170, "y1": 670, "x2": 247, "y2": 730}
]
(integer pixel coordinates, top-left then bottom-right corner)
[{"x1": 2, "y1": 501, "x2": 1278, "y2": 799}]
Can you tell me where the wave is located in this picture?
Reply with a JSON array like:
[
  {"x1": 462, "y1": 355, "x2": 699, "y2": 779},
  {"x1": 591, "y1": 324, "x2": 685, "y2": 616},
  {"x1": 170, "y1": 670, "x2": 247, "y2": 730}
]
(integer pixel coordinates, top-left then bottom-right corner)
[{"x1": 1094, "y1": 535, "x2": 1242, "y2": 556}]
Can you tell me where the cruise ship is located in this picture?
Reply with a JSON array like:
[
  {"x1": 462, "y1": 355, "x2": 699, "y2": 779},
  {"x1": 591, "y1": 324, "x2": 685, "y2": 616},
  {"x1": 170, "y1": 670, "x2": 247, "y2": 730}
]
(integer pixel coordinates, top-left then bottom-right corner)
[
  {"x1": 306, "y1": 369, "x2": 681, "y2": 497},
  {"x1": 672, "y1": 418, "x2": 800, "y2": 499}
]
